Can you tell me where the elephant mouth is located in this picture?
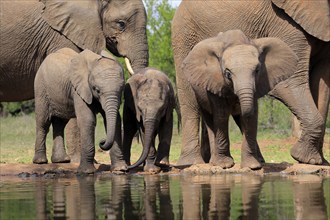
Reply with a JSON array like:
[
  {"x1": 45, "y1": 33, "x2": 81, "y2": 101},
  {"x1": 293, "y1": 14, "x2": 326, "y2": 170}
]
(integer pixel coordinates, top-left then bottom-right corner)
[{"x1": 106, "y1": 38, "x2": 121, "y2": 57}]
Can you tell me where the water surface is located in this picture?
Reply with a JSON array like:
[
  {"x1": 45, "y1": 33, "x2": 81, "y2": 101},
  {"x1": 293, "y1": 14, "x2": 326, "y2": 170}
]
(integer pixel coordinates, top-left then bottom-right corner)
[{"x1": 0, "y1": 174, "x2": 329, "y2": 219}]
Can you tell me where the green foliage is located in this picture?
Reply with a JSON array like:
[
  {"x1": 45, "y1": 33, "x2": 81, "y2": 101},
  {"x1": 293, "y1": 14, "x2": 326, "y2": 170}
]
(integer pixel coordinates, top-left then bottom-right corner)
[
  {"x1": 0, "y1": 100, "x2": 35, "y2": 117},
  {"x1": 145, "y1": 0, "x2": 176, "y2": 84},
  {"x1": 258, "y1": 96, "x2": 292, "y2": 134}
]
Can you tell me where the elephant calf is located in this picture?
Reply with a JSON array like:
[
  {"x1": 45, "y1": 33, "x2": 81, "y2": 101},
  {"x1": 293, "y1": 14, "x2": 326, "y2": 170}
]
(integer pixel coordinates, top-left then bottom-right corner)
[
  {"x1": 123, "y1": 68, "x2": 176, "y2": 173},
  {"x1": 182, "y1": 30, "x2": 298, "y2": 169},
  {"x1": 33, "y1": 48, "x2": 126, "y2": 174}
]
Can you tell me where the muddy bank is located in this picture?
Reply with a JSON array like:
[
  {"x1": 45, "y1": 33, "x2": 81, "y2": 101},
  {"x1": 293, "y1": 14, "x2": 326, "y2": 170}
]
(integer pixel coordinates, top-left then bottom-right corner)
[{"x1": 0, "y1": 162, "x2": 329, "y2": 178}]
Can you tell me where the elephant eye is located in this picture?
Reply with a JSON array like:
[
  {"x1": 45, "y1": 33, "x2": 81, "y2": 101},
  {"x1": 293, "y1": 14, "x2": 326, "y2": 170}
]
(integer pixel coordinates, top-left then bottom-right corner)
[
  {"x1": 116, "y1": 20, "x2": 126, "y2": 31},
  {"x1": 224, "y1": 69, "x2": 232, "y2": 80},
  {"x1": 93, "y1": 86, "x2": 101, "y2": 94}
]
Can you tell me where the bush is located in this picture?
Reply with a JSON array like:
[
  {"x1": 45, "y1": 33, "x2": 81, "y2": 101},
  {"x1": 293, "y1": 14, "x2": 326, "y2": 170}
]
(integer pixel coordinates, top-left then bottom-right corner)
[{"x1": 0, "y1": 100, "x2": 35, "y2": 117}]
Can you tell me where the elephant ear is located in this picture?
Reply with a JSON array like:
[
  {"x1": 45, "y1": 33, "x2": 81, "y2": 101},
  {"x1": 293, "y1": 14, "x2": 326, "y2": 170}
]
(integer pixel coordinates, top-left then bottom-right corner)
[
  {"x1": 165, "y1": 83, "x2": 176, "y2": 122},
  {"x1": 126, "y1": 74, "x2": 146, "y2": 122},
  {"x1": 272, "y1": 0, "x2": 330, "y2": 41},
  {"x1": 41, "y1": 0, "x2": 106, "y2": 52},
  {"x1": 183, "y1": 39, "x2": 226, "y2": 96},
  {"x1": 70, "y1": 51, "x2": 98, "y2": 105},
  {"x1": 253, "y1": 37, "x2": 298, "y2": 98}
]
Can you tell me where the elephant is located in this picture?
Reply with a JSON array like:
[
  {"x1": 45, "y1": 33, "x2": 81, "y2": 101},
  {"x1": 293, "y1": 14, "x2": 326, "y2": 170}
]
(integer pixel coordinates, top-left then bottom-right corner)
[
  {"x1": 33, "y1": 48, "x2": 126, "y2": 174},
  {"x1": 182, "y1": 30, "x2": 298, "y2": 169},
  {"x1": 172, "y1": 0, "x2": 330, "y2": 166},
  {"x1": 0, "y1": 0, "x2": 148, "y2": 162},
  {"x1": 122, "y1": 68, "x2": 176, "y2": 173}
]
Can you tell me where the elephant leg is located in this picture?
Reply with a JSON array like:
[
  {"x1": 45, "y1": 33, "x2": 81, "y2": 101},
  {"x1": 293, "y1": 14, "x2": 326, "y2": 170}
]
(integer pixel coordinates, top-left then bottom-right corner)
[
  {"x1": 156, "y1": 116, "x2": 173, "y2": 167},
  {"x1": 241, "y1": 104, "x2": 262, "y2": 170},
  {"x1": 211, "y1": 119, "x2": 235, "y2": 169},
  {"x1": 232, "y1": 114, "x2": 265, "y2": 163},
  {"x1": 110, "y1": 113, "x2": 128, "y2": 172},
  {"x1": 33, "y1": 99, "x2": 50, "y2": 164},
  {"x1": 310, "y1": 57, "x2": 330, "y2": 165},
  {"x1": 207, "y1": 98, "x2": 234, "y2": 168},
  {"x1": 270, "y1": 78, "x2": 326, "y2": 165},
  {"x1": 176, "y1": 86, "x2": 204, "y2": 166},
  {"x1": 201, "y1": 119, "x2": 211, "y2": 163},
  {"x1": 123, "y1": 108, "x2": 138, "y2": 165},
  {"x1": 51, "y1": 117, "x2": 70, "y2": 163},
  {"x1": 65, "y1": 119, "x2": 81, "y2": 163},
  {"x1": 75, "y1": 102, "x2": 96, "y2": 173},
  {"x1": 144, "y1": 136, "x2": 160, "y2": 173}
]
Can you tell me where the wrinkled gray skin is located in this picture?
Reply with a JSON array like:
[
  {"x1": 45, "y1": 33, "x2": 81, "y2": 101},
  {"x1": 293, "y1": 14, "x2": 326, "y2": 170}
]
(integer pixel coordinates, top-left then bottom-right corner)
[
  {"x1": 33, "y1": 48, "x2": 126, "y2": 174},
  {"x1": 172, "y1": 0, "x2": 330, "y2": 167},
  {"x1": 123, "y1": 68, "x2": 175, "y2": 173},
  {"x1": 183, "y1": 30, "x2": 298, "y2": 169},
  {"x1": 0, "y1": 0, "x2": 148, "y2": 162}
]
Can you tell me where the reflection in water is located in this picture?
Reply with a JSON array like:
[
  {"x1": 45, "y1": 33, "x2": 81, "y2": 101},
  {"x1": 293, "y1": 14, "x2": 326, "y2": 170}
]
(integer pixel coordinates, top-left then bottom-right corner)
[
  {"x1": 0, "y1": 174, "x2": 329, "y2": 219},
  {"x1": 292, "y1": 175, "x2": 328, "y2": 220}
]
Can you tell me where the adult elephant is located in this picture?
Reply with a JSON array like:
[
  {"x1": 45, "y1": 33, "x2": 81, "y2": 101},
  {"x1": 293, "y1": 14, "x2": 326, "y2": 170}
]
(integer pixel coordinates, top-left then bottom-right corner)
[
  {"x1": 172, "y1": 0, "x2": 329, "y2": 166},
  {"x1": 0, "y1": 0, "x2": 148, "y2": 161}
]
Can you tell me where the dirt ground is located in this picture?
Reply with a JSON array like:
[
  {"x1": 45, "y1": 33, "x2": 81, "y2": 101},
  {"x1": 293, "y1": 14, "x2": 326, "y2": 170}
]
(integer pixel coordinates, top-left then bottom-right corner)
[{"x1": 0, "y1": 162, "x2": 329, "y2": 178}]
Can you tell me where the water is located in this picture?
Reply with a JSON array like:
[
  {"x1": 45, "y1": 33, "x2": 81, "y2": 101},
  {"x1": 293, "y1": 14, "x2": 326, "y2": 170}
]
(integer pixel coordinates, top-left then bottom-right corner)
[{"x1": 0, "y1": 174, "x2": 329, "y2": 220}]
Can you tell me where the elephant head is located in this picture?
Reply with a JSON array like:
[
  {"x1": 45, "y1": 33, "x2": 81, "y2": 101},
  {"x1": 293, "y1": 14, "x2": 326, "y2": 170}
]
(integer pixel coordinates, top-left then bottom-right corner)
[
  {"x1": 41, "y1": 0, "x2": 148, "y2": 73},
  {"x1": 70, "y1": 49, "x2": 124, "y2": 151},
  {"x1": 183, "y1": 30, "x2": 298, "y2": 117},
  {"x1": 125, "y1": 68, "x2": 175, "y2": 169}
]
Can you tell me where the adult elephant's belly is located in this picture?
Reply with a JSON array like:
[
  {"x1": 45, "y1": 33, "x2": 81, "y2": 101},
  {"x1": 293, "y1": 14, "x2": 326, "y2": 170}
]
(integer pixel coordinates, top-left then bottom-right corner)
[{"x1": 0, "y1": 68, "x2": 36, "y2": 101}]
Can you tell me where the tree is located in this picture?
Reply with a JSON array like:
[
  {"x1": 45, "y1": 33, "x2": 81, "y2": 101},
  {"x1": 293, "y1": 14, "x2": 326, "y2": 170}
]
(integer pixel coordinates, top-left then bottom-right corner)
[{"x1": 145, "y1": 0, "x2": 176, "y2": 84}]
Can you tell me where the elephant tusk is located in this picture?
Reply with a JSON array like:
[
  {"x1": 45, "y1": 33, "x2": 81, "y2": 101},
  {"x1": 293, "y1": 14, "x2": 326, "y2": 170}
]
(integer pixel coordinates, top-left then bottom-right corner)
[{"x1": 125, "y1": 57, "x2": 134, "y2": 75}]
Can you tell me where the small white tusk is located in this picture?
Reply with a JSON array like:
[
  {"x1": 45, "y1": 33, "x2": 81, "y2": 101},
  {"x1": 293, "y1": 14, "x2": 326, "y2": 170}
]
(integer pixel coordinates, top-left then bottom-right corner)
[{"x1": 125, "y1": 57, "x2": 134, "y2": 76}]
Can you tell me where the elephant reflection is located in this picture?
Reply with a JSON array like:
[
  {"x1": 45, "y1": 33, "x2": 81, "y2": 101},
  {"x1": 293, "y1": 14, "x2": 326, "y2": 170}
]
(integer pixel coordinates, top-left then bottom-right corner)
[
  {"x1": 34, "y1": 176, "x2": 96, "y2": 220},
  {"x1": 180, "y1": 174, "x2": 263, "y2": 219},
  {"x1": 104, "y1": 174, "x2": 174, "y2": 219},
  {"x1": 292, "y1": 175, "x2": 328, "y2": 220}
]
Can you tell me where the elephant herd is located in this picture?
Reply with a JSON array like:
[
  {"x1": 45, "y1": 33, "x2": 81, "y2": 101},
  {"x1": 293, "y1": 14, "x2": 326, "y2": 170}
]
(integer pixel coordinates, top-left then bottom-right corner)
[{"x1": 0, "y1": 0, "x2": 329, "y2": 173}]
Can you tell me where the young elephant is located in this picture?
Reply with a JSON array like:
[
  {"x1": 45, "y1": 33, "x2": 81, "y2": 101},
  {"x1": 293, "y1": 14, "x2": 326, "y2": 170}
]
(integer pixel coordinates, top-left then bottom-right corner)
[
  {"x1": 33, "y1": 48, "x2": 126, "y2": 174},
  {"x1": 123, "y1": 68, "x2": 175, "y2": 172},
  {"x1": 182, "y1": 30, "x2": 298, "y2": 169}
]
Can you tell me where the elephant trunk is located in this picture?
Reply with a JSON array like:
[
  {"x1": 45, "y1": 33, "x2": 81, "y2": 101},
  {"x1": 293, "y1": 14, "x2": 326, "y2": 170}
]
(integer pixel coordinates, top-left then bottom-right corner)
[
  {"x1": 236, "y1": 87, "x2": 255, "y2": 117},
  {"x1": 99, "y1": 96, "x2": 120, "y2": 151},
  {"x1": 126, "y1": 31, "x2": 149, "y2": 74},
  {"x1": 128, "y1": 119, "x2": 155, "y2": 170}
]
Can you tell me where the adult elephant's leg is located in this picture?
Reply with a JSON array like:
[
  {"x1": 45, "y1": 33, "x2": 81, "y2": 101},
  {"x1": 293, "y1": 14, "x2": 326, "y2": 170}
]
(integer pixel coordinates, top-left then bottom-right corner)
[
  {"x1": 65, "y1": 119, "x2": 81, "y2": 163},
  {"x1": 310, "y1": 52, "x2": 330, "y2": 164},
  {"x1": 51, "y1": 117, "x2": 70, "y2": 163},
  {"x1": 270, "y1": 78, "x2": 326, "y2": 165},
  {"x1": 174, "y1": 49, "x2": 204, "y2": 165}
]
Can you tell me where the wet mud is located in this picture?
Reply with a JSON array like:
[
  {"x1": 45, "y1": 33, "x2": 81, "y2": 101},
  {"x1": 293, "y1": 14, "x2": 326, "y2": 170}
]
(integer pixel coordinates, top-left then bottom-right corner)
[{"x1": 0, "y1": 162, "x2": 329, "y2": 179}]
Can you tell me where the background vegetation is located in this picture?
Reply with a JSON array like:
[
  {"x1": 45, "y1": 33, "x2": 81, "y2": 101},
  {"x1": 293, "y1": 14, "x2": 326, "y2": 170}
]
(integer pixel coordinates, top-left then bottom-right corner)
[{"x1": 0, "y1": 0, "x2": 329, "y2": 164}]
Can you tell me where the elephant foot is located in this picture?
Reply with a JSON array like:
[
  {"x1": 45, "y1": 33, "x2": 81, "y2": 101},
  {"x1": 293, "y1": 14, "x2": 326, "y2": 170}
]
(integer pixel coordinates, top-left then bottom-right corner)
[
  {"x1": 33, "y1": 152, "x2": 48, "y2": 164},
  {"x1": 241, "y1": 152, "x2": 262, "y2": 170},
  {"x1": 144, "y1": 163, "x2": 161, "y2": 174},
  {"x1": 77, "y1": 163, "x2": 96, "y2": 174},
  {"x1": 210, "y1": 154, "x2": 234, "y2": 169},
  {"x1": 256, "y1": 143, "x2": 265, "y2": 163},
  {"x1": 291, "y1": 142, "x2": 325, "y2": 165},
  {"x1": 176, "y1": 153, "x2": 205, "y2": 166},
  {"x1": 51, "y1": 153, "x2": 71, "y2": 163},
  {"x1": 111, "y1": 161, "x2": 128, "y2": 173},
  {"x1": 155, "y1": 159, "x2": 170, "y2": 168}
]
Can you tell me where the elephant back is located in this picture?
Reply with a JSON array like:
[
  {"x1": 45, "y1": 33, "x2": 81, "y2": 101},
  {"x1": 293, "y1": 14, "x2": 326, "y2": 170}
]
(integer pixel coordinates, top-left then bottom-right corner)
[{"x1": 272, "y1": 0, "x2": 330, "y2": 41}]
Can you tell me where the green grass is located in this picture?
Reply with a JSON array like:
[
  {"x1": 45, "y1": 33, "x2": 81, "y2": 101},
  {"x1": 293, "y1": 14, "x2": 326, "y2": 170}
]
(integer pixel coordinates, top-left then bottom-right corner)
[{"x1": 0, "y1": 113, "x2": 329, "y2": 165}]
